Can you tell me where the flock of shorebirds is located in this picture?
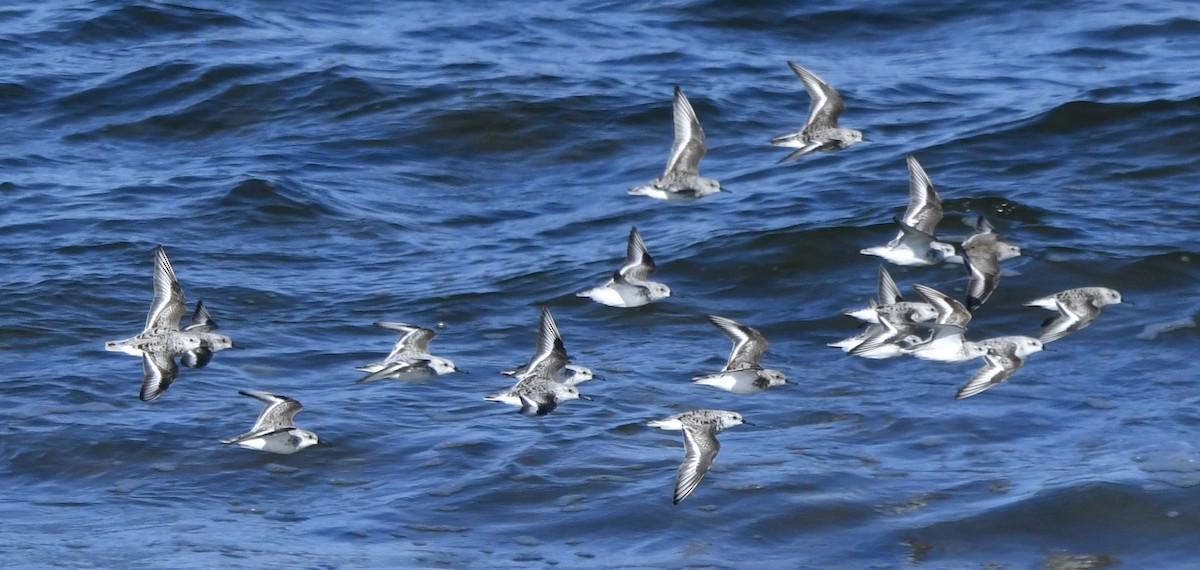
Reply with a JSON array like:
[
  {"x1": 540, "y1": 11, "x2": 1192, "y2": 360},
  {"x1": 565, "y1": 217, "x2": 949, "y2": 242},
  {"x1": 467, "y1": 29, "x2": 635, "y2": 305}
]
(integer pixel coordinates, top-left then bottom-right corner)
[{"x1": 103, "y1": 62, "x2": 1123, "y2": 505}]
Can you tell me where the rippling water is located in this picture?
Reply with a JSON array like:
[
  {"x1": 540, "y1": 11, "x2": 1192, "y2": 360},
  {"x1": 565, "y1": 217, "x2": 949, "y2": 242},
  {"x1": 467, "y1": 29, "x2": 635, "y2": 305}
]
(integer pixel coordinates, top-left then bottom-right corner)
[{"x1": 3, "y1": 1, "x2": 1200, "y2": 568}]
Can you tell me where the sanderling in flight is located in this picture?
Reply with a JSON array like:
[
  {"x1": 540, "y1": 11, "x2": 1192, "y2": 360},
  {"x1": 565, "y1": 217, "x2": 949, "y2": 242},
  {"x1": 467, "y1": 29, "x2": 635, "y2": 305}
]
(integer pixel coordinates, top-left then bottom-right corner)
[
  {"x1": 221, "y1": 390, "x2": 319, "y2": 454},
  {"x1": 356, "y1": 322, "x2": 462, "y2": 383},
  {"x1": 105, "y1": 245, "x2": 236, "y2": 402},
  {"x1": 847, "y1": 305, "x2": 926, "y2": 360},
  {"x1": 649, "y1": 409, "x2": 748, "y2": 505},
  {"x1": 628, "y1": 86, "x2": 724, "y2": 201},
  {"x1": 955, "y1": 336, "x2": 1044, "y2": 399},
  {"x1": 861, "y1": 155, "x2": 958, "y2": 266},
  {"x1": 1025, "y1": 287, "x2": 1123, "y2": 343},
  {"x1": 828, "y1": 322, "x2": 885, "y2": 353},
  {"x1": 905, "y1": 283, "x2": 983, "y2": 362},
  {"x1": 962, "y1": 217, "x2": 1021, "y2": 311},
  {"x1": 577, "y1": 226, "x2": 671, "y2": 308},
  {"x1": 502, "y1": 363, "x2": 596, "y2": 386},
  {"x1": 502, "y1": 307, "x2": 597, "y2": 386},
  {"x1": 833, "y1": 266, "x2": 933, "y2": 357},
  {"x1": 486, "y1": 307, "x2": 590, "y2": 416},
  {"x1": 843, "y1": 265, "x2": 938, "y2": 324},
  {"x1": 692, "y1": 315, "x2": 791, "y2": 394},
  {"x1": 771, "y1": 61, "x2": 863, "y2": 162}
]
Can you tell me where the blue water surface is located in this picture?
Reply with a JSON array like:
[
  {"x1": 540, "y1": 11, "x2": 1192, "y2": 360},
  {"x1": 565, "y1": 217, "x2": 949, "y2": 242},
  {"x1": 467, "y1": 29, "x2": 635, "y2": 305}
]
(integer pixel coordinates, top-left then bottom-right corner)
[{"x1": 2, "y1": 1, "x2": 1199, "y2": 568}]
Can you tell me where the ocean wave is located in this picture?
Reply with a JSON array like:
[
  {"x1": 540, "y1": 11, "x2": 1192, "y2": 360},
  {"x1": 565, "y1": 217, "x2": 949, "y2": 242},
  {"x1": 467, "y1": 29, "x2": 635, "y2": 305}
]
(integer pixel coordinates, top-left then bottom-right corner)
[
  {"x1": 907, "y1": 481, "x2": 1196, "y2": 566},
  {"x1": 1077, "y1": 15, "x2": 1200, "y2": 42},
  {"x1": 46, "y1": 3, "x2": 252, "y2": 45}
]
